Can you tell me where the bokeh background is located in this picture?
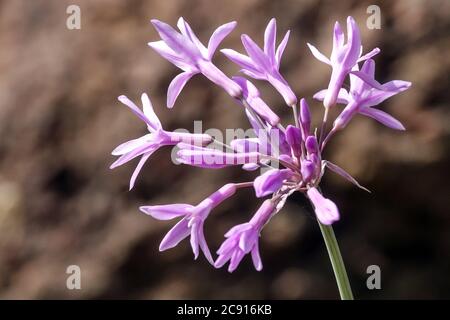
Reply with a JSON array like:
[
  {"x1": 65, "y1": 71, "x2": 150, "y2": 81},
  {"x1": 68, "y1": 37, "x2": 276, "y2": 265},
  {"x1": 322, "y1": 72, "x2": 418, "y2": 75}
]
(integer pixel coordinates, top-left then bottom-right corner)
[{"x1": 0, "y1": 0, "x2": 449, "y2": 299}]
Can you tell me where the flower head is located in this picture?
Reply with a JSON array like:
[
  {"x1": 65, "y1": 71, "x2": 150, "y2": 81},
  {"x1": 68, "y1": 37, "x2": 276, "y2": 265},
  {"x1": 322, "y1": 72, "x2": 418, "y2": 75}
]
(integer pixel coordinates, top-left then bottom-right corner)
[
  {"x1": 221, "y1": 18, "x2": 297, "y2": 106},
  {"x1": 307, "y1": 16, "x2": 380, "y2": 108},
  {"x1": 149, "y1": 18, "x2": 242, "y2": 107}
]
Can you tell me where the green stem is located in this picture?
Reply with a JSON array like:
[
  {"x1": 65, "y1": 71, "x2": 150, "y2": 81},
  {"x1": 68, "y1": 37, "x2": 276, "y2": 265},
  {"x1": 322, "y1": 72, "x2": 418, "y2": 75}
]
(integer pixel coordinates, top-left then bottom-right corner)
[{"x1": 318, "y1": 221, "x2": 354, "y2": 300}]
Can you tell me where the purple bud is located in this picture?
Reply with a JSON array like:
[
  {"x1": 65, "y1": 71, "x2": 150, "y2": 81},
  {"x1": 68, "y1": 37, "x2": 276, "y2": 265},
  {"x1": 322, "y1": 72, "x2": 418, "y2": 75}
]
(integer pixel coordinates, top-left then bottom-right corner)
[
  {"x1": 305, "y1": 136, "x2": 319, "y2": 155},
  {"x1": 306, "y1": 187, "x2": 340, "y2": 225},
  {"x1": 299, "y1": 98, "x2": 311, "y2": 138},
  {"x1": 300, "y1": 160, "x2": 315, "y2": 183},
  {"x1": 253, "y1": 169, "x2": 293, "y2": 198},
  {"x1": 285, "y1": 125, "x2": 302, "y2": 158}
]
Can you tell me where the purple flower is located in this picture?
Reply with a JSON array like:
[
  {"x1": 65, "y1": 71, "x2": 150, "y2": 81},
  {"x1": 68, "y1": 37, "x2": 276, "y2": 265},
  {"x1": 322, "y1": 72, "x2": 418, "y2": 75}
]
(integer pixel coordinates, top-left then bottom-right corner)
[
  {"x1": 110, "y1": 94, "x2": 212, "y2": 189},
  {"x1": 149, "y1": 18, "x2": 242, "y2": 107},
  {"x1": 221, "y1": 18, "x2": 297, "y2": 106},
  {"x1": 306, "y1": 187, "x2": 339, "y2": 225},
  {"x1": 140, "y1": 183, "x2": 237, "y2": 264},
  {"x1": 215, "y1": 200, "x2": 276, "y2": 272},
  {"x1": 314, "y1": 59, "x2": 411, "y2": 130},
  {"x1": 307, "y1": 16, "x2": 380, "y2": 108}
]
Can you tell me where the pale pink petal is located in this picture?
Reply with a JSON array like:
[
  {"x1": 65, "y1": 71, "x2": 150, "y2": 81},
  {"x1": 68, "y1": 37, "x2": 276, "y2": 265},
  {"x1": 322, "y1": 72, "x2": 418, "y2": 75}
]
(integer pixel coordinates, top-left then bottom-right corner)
[
  {"x1": 307, "y1": 43, "x2": 331, "y2": 65},
  {"x1": 167, "y1": 71, "x2": 195, "y2": 108},
  {"x1": 359, "y1": 107, "x2": 405, "y2": 130},
  {"x1": 140, "y1": 203, "x2": 193, "y2": 220},
  {"x1": 159, "y1": 218, "x2": 191, "y2": 251},
  {"x1": 207, "y1": 21, "x2": 237, "y2": 59},
  {"x1": 275, "y1": 31, "x2": 290, "y2": 69},
  {"x1": 264, "y1": 18, "x2": 277, "y2": 63},
  {"x1": 141, "y1": 93, "x2": 162, "y2": 131}
]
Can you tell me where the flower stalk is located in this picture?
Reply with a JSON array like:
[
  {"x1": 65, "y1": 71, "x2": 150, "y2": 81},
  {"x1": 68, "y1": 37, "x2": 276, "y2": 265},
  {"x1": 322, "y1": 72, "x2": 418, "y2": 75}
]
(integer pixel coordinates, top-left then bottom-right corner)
[{"x1": 318, "y1": 221, "x2": 354, "y2": 300}]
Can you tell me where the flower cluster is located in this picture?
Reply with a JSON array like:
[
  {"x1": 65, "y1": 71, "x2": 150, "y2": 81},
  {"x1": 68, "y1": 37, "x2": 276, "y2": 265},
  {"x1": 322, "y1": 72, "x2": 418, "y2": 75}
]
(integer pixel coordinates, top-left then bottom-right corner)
[{"x1": 111, "y1": 16, "x2": 410, "y2": 272}]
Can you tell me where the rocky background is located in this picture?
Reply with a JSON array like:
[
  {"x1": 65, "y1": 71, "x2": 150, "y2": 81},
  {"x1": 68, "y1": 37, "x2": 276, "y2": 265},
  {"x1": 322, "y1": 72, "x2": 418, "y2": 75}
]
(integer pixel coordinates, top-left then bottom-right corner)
[{"x1": 0, "y1": 0, "x2": 449, "y2": 299}]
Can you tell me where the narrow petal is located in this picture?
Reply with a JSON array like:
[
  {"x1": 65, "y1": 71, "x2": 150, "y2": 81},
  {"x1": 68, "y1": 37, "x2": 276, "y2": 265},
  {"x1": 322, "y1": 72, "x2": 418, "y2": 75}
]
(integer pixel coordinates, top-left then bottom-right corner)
[
  {"x1": 224, "y1": 223, "x2": 253, "y2": 238},
  {"x1": 147, "y1": 40, "x2": 194, "y2": 72},
  {"x1": 220, "y1": 48, "x2": 261, "y2": 74},
  {"x1": 307, "y1": 43, "x2": 331, "y2": 65},
  {"x1": 350, "y1": 70, "x2": 384, "y2": 90},
  {"x1": 190, "y1": 221, "x2": 200, "y2": 259},
  {"x1": 129, "y1": 153, "x2": 151, "y2": 190},
  {"x1": 110, "y1": 143, "x2": 157, "y2": 169},
  {"x1": 241, "y1": 34, "x2": 272, "y2": 71},
  {"x1": 141, "y1": 93, "x2": 162, "y2": 131},
  {"x1": 251, "y1": 241, "x2": 263, "y2": 271},
  {"x1": 363, "y1": 80, "x2": 411, "y2": 108},
  {"x1": 313, "y1": 88, "x2": 350, "y2": 105},
  {"x1": 264, "y1": 18, "x2": 277, "y2": 64},
  {"x1": 332, "y1": 21, "x2": 344, "y2": 50},
  {"x1": 111, "y1": 134, "x2": 152, "y2": 156},
  {"x1": 228, "y1": 249, "x2": 245, "y2": 272},
  {"x1": 359, "y1": 107, "x2": 406, "y2": 130},
  {"x1": 167, "y1": 71, "x2": 195, "y2": 108},
  {"x1": 159, "y1": 218, "x2": 191, "y2": 251},
  {"x1": 140, "y1": 203, "x2": 193, "y2": 220},
  {"x1": 343, "y1": 16, "x2": 361, "y2": 67},
  {"x1": 118, "y1": 95, "x2": 154, "y2": 128},
  {"x1": 197, "y1": 225, "x2": 214, "y2": 264},
  {"x1": 275, "y1": 31, "x2": 290, "y2": 70},
  {"x1": 151, "y1": 19, "x2": 200, "y2": 63},
  {"x1": 207, "y1": 21, "x2": 237, "y2": 59},
  {"x1": 177, "y1": 17, "x2": 208, "y2": 58},
  {"x1": 324, "y1": 160, "x2": 371, "y2": 192}
]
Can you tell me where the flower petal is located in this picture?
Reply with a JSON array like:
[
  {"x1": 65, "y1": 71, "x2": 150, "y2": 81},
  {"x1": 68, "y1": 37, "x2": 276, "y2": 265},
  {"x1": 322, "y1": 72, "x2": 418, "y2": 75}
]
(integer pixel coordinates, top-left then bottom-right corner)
[
  {"x1": 118, "y1": 95, "x2": 154, "y2": 128},
  {"x1": 151, "y1": 19, "x2": 200, "y2": 64},
  {"x1": 147, "y1": 40, "x2": 194, "y2": 72},
  {"x1": 241, "y1": 34, "x2": 272, "y2": 71},
  {"x1": 275, "y1": 30, "x2": 290, "y2": 70},
  {"x1": 343, "y1": 16, "x2": 361, "y2": 67},
  {"x1": 177, "y1": 17, "x2": 208, "y2": 59},
  {"x1": 141, "y1": 93, "x2": 162, "y2": 131},
  {"x1": 251, "y1": 241, "x2": 263, "y2": 271},
  {"x1": 220, "y1": 48, "x2": 261, "y2": 74},
  {"x1": 167, "y1": 71, "x2": 195, "y2": 108},
  {"x1": 359, "y1": 107, "x2": 405, "y2": 130},
  {"x1": 140, "y1": 203, "x2": 193, "y2": 220},
  {"x1": 264, "y1": 18, "x2": 277, "y2": 64},
  {"x1": 313, "y1": 88, "x2": 350, "y2": 105},
  {"x1": 129, "y1": 152, "x2": 151, "y2": 190},
  {"x1": 159, "y1": 218, "x2": 191, "y2": 251},
  {"x1": 111, "y1": 134, "x2": 152, "y2": 156},
  {"x1": 110, "y1": 143, "x2": 158, "y2": 169},
  {"x1": 307, "y1": 43, "x2": 331, "y2": 65},
  {"x1": 207, "y1": 21, "x2": 237, "y2": 59},
  {"x1": 197, "y1": 224, "x2": 214, "y2": 265}
]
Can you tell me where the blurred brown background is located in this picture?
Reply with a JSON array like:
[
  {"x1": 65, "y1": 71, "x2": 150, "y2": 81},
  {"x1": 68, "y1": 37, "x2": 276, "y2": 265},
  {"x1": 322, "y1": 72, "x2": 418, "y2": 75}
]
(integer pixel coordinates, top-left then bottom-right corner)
[{"x1": 0, "y1": 0, "x2": 449, "y2": 299}]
